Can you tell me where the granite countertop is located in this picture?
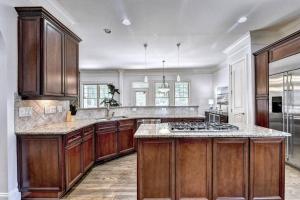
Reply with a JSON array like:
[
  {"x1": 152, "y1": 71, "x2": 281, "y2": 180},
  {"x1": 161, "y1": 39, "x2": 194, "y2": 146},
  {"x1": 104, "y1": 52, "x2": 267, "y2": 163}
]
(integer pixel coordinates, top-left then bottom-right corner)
[
  {"x1": 15, "y1": 115, "x2": 205, "y2": 135},
  {"x1": 134, "y1": 123, "x2": 291, "y2": 138}
]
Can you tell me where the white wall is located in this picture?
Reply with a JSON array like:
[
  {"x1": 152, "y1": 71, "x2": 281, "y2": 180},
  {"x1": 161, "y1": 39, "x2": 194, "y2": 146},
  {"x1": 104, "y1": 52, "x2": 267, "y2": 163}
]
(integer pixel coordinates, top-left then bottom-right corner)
[
  {"x1": 213, "y1": 61, "x2": 229, "y2": 110},
  {"x1": 0, "y1": 2, "x2": 20, "y2": 200},
  {"x1": 80, "y1": 68, "x2": 215, "y2": 114}
]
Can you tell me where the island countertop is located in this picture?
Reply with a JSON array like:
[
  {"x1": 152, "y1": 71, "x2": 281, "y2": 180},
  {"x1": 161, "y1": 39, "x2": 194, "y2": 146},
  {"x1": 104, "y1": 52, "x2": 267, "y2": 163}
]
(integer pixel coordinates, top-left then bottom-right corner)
[{"x1": 134, "y1": 123, "x2": 291, "y2": 138}]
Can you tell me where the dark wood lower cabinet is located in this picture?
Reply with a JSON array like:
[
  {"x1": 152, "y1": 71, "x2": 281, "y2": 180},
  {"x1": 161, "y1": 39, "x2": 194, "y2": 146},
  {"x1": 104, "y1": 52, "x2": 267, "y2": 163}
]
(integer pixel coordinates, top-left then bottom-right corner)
[
  {"x1": 95, "y1": 128, "x2": 118, "y2": 161},
  {"x1": 176, "y1": 139, "x2": 212, "y2": 200},
  {"x1": 82, "y1": 126, "x2": 95, "y2": 172},
  {"x1": 119, "y1": 120, "x2": 135, "y2": 154},
  {"x1": 65, "y1": 140, "x2": 82, "y2": 190},
  {"x1": 17, "y1": 136, "x2": 64, "y2": 199},
  {"x1": 137, "y1": 139, "x2": 175, "y2": 200},
  {"x1": 137, "y1": 137, "x2": 285, "y2": 200},
  {"x1": 213, "y1": 138, "x2": 249, "y2": 200},
  {"x1": 250, "y1": 138, "x2": 285, "y2": 200}
]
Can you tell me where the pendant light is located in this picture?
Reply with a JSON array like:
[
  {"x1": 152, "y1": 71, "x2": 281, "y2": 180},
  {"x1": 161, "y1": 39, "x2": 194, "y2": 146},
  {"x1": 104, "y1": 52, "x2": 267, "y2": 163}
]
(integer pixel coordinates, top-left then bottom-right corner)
[
  {"x1": 158, "y1": 60, "x2": 170, "y2": 93},
  {"x1": 143, "y1": 43, "x2": 148, "y2": 83},
  {"x1": 176, "y1": 43, "x2": 181, "y2": 82}
]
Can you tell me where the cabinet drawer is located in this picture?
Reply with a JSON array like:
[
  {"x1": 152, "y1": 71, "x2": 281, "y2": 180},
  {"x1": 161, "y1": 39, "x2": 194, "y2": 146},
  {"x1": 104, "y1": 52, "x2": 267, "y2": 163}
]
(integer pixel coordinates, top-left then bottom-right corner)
[
  {"x1": 83, "y1": 125, "x2": 94, "y2": 137},
  {"x1": 66, "y1": 130, "x2": 82, "y2": 146},
  {"x1": 119, "y1": 119, "x2": 135, "y2": 127},
  {"x1": 95, "y1": 122, "x2": 117, "y2": 131}
]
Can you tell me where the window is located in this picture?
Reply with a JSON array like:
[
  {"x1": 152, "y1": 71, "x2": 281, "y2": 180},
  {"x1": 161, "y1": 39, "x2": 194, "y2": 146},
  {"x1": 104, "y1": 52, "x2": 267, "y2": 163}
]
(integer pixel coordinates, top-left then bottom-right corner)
[
  {"x1": 99, "y1": 85, "x2": 111, "y2": 107},
  {"x1": 135, "y1": 91, "x2": 147, "y2": 106},
  {"x1": 83, "y1": 84, "x2": 111, "y2": 108},
  {"x1": 175, "y1": 82, "x2": 189, "y2": 106},
  {"x1": 83, "y1": 85, "x2": 97, "y2": 108},
  {"x1": 155, "y1": 83, "x2": 170, "y2": 106}
]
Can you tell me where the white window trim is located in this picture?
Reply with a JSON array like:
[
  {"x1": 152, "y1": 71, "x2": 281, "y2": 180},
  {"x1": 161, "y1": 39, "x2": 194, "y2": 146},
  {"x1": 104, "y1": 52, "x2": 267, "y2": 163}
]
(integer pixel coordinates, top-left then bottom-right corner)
[
  {"x1": 134, "y1": 90, "x2": 148, "y2": 107},
  {"x1": 81, "y1": 82, "x2": 113, "y2": 108},
  {"x1": 174, "y1": 81, "x2": 190, "y2": 106}
]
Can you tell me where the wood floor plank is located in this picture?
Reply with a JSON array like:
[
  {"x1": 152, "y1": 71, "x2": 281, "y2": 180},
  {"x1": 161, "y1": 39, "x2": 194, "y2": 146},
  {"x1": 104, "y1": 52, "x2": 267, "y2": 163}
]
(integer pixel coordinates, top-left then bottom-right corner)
[{"x1": 62, "y1": 153, "x2": 300, "y2": 200}]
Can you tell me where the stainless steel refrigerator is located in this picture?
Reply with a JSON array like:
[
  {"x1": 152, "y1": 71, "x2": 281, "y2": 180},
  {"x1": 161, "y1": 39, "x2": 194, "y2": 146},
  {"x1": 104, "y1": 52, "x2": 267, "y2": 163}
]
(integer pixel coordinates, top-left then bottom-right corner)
[{"x1": 269, "y1": 53, "x2": 300, "y2": 169}]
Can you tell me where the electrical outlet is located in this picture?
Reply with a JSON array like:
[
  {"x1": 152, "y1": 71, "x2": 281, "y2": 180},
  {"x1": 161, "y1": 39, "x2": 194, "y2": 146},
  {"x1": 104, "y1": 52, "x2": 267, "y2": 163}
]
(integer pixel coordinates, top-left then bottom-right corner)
[
  {"x1": 19, "y1": 107, "x2": 33, "y2": 117},
  {"x1": 132, "y1": 107, "x2": 137, "y2": 112},
  {"x1": 57, "y1": 105, "x2": 63, "y2": 113},
  {"x1": 44, "y1": 106, "x2": 57, "y2": 114},
  {"x1": 189, "y1": 107, "x2": 195, "y2": 111}
]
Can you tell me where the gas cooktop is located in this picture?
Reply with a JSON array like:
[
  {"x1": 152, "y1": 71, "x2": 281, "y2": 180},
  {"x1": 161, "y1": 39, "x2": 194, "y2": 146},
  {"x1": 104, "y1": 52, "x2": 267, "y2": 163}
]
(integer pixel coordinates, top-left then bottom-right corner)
[{"x1": 169, "y1": 122, "x2": 239, "y2": 132}]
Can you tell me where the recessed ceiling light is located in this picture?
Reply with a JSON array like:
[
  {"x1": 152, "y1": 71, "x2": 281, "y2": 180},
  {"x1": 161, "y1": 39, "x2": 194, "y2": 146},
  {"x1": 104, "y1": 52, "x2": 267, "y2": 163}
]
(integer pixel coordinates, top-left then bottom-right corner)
[
  {"x1": 104, "y1": 28, "x2": 112, "y2": 34},
  {"x1": 122, "y1": 18, "x2": 131, "y2": 26},
  {"x1": 238, "y1": 16, "x2": 247, "y2": 23}
]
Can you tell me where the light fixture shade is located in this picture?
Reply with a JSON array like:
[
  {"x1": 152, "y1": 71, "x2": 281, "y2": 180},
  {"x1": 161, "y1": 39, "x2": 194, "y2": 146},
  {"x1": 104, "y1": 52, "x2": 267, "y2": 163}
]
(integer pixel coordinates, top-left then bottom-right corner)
[
  {"x1": 158, "y1": 87, "x2": 170, "y2": 93},
  {"x1": 144, "y1": 75, "x2": 148, "y2": 83},
  {"x1": 177, "y1": 74, "x2": 181, "y2": 82},
  {"x1": 208, "y1": 99, "x2": 214, "y2": 105}
]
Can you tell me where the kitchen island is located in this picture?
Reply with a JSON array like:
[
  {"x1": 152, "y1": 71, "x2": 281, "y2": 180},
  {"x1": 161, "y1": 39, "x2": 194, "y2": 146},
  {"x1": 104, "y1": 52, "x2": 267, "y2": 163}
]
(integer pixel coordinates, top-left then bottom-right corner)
[{"x1": 135, "y1": 123, "x2": 290, "y2": 200}]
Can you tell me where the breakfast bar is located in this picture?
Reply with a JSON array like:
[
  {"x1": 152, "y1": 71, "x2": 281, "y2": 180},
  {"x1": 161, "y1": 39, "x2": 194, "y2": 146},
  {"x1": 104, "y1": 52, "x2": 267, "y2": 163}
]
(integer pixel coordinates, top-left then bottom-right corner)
[{"x1": 135, "y1": 123, "x2": 291, "y2": 200}]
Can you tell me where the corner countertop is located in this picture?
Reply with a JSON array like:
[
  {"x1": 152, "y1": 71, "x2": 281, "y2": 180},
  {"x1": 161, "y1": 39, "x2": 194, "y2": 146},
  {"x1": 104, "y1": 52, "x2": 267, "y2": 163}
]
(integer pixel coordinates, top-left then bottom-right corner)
[
  {"x1": 134, "y1": 123, "x2": 291, "y2": 138},
  {"x1": 15, "y1": 115, "x2": 205, "y2": 135}
]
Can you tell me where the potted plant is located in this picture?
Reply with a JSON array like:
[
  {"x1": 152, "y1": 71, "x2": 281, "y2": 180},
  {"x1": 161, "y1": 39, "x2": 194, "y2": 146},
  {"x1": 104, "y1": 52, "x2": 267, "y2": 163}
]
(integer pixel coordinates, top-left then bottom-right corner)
[{"x1": 101, "y1": 83, "x2": 121, "y2": 107}]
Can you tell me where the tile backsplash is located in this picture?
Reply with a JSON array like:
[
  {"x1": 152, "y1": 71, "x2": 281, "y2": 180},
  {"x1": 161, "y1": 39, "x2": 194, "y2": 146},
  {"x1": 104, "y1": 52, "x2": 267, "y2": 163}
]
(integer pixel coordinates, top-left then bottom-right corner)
[
  {"x1": 15, "y1": 97, "x2": 69, "y2": 132},
  {"x1": 15, "y1": 94, "x2": 201, "y2": 132},
  {"x1": 75, "y1": 106, "x2": 200, "y2": 120}
]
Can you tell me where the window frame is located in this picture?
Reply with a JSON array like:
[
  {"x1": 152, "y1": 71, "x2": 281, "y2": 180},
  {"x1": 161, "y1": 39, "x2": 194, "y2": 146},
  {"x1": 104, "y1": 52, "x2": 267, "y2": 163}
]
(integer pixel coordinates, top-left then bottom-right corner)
[
  {"x1": 82, "y1": 83, "x2": 112, "y2": 108},
  {"x1": 134, "y1": 90, "x2": 147, "y2": 107},
  {"x1": 174, "y1": 81, "x2": 190, "y2": 106}
]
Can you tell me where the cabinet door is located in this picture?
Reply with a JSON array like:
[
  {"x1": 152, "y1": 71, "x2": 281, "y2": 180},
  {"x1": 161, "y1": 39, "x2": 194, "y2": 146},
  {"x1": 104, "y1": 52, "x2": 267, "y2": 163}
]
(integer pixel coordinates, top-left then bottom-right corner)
[
  {"x1": 256, "y1": 98, "x2": 269, "y2": 127},
  {"x1": 137, "y1": 139, "x2": 175, "y2": 200},
  {"x1": 250, "y1": 138, "x2": 285, "y2": 200},
  {"x1": 82, "y1": 132, "x2": 94, "y2": 172},
  {"x1": 64, "y1": 34, "x2": 79, "y2": 96},
  {"x1": 18, "y1": 18, "x2": 41, "y2": 96},
  {"x1": 176, "y1": 139, "x2": 212, "y2": 200},
  {"x1": 43, "y1": 19, "x2": 64, "y2": 96},
  {"x1": 213, "y1": 138, "x2": 249, "y2": 200},
  {"x1": 119, "y1": 126, "x2": 135, "y2": 154},
  {"x1": 255, "y1": 52, "x2": 269, "y2": 97},
  {"x1": 65, "y1": 140, "x2": 82, "y2": 190},
  {"x1": 95, "y1": 129, "x2": 118, "y2": 161}
]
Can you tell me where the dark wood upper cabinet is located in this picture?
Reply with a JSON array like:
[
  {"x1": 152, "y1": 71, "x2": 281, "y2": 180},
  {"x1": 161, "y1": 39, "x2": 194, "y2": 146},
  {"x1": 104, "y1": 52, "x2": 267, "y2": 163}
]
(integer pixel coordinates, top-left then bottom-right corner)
[
  {"x1": 64, "y1": 34, "x2": 79, "y2": 96},
  {"x1": 256, "y1": 97, "x2": 269, "y2": 128},
  {"x1": 16, "y1": 7, "x2": 81, "y2": 99},
  {"x1": 43, "y1": 19, "x2": 64, "y2": 96},
  {"x1": 269, "y1": 35, "x2": 300, "y2": 62},
  {"x1": 255, "y1": 51, "x2": 269, "y2": 97}
]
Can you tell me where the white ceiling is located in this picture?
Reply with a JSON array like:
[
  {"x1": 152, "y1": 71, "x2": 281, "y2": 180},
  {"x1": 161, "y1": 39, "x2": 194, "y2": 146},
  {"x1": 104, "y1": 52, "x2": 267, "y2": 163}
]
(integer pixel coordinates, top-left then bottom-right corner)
[{"x1": 9, "y1": 0, "x2": 300, "y2": 69}]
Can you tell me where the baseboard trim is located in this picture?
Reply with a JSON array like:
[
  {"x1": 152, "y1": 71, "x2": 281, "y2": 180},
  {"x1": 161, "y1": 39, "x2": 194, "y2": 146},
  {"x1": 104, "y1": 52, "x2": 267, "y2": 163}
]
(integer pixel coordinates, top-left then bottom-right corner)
[
  {"x1": 0, "y1": 188, "x2": 21, "y2": 200},
  {"x1": 0, "y1": 193, "x2": 8, "y2": 200},
  {"x1": 9, "y1": 188, "x2": 20, "y2": 200}
]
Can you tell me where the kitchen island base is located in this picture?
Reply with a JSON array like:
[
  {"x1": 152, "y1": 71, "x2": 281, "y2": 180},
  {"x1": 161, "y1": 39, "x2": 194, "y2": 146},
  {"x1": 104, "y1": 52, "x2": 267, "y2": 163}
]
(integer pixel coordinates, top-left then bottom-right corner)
[{"x1": 137, "y1": 137, "x2": 285, "y2": 200}]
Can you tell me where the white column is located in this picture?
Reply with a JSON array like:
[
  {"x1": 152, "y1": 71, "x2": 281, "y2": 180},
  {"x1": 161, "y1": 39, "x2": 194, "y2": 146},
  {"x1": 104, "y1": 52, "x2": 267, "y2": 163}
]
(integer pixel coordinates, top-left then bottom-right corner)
[
  {"x1": 0, "y1": 4, "x2": 21, "y2": 199},
  {"x1": 0, "y1": 30, "x2": 8, "y2": 200},
  {"x1": 118, "y1": 69, "x2": 124, "y2": 105}
]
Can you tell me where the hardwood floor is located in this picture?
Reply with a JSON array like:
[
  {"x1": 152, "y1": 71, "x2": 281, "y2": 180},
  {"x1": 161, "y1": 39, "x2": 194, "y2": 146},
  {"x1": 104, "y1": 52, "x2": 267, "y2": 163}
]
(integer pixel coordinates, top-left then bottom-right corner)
[{"x1": 62, "y1": 153, "x2": 300, "y2": 200}]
